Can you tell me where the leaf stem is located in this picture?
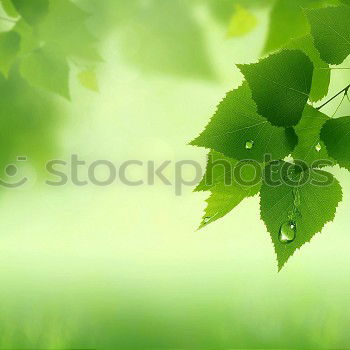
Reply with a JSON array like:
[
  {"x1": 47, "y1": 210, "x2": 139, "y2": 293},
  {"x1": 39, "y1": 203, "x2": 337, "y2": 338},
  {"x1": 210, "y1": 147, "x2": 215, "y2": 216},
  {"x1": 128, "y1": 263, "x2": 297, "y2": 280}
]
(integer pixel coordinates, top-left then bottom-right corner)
[
  {"x1": 317, "y1": 67, "x2": 350, "y2": 70},
  {"x1": 316, "y1": 84, "x2": 350, "y2": 111}
]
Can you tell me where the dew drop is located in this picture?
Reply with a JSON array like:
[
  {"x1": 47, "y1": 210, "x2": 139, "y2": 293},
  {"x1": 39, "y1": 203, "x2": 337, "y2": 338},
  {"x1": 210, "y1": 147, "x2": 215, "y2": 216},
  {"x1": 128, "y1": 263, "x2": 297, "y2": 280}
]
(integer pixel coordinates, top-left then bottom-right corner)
[
  {"x1": 278, "y1": 221, "x2": 296, "y2": 244},
  {"x1": 315, "y1": 142, "x2": 322, "y2": 152},
  {"x1": 245, "y1": 140, "x2": 254, "y2": 150},
  {"x1": 203, "y1": 217, "x2": 211, "y2": 224}
]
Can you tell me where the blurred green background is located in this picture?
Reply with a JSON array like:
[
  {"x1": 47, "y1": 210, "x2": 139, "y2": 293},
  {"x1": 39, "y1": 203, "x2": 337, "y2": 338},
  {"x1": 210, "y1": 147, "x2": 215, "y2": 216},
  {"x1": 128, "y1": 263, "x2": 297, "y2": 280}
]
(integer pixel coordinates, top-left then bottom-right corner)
[{"x1": 0, "y1": 0, "x2": 350, "y2": 349}]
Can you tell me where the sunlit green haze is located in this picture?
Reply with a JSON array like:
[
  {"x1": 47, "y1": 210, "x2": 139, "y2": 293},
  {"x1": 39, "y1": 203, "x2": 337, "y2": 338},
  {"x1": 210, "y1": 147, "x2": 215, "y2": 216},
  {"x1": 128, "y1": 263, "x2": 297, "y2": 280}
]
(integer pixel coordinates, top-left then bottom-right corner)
[{"x1": 0, "y1": 0, "x2": 350, "y2": 349}]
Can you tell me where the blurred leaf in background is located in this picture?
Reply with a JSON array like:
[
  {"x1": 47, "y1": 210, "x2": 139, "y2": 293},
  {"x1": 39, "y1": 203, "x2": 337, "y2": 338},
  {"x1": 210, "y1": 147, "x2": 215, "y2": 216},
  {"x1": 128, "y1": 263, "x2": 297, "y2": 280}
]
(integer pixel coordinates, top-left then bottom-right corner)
[
  {"x1": 0, "y1": 0, "x2": 18, "y2": 17},
  {"x1": 116, "y1": 0, "x2": 215, "y2": 80},
  {"x1": 11, "y1": 0, "x2": 48, "y2": 25},
  {"x1": 78, "y1": 68, "x2": 99, "y2": 92},
  {"x1": 203, "y1": 0, "x2": 273, "y2": 25},
  {"x1": 226, "y1": 4, "x2": 258, "y2": 38},
  {"x1": 0, "y1": 30, "x2": 20, "y2": 77},
  {"x1": 15, "y1": 0, "x2": 101, "y2": 97},
  {"x1": 0, "y1": 68, "x2": 61, "y2": 171},
  {"x1": 78, "y1": 0, "x2": 275, "y2": 80},
  {"x1": 20, "y1": 46, "x2": 70, "y2": 99},
  {"x1": 0, "y1": 0, "x2": 101, "y2": 179}
]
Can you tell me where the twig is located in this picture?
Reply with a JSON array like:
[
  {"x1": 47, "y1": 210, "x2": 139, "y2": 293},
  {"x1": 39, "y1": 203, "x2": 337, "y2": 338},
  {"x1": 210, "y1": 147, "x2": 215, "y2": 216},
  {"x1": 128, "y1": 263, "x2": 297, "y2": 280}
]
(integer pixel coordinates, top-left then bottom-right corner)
[
  {"x1": 331, "y1": 93, "x2": 346, "y2": 118},
  {"x1": 317, "y1": 67, "x2": 350, "y2": 70},
  {"x1": 316, "y1": 84, "x2": 350, "y2": 110}
]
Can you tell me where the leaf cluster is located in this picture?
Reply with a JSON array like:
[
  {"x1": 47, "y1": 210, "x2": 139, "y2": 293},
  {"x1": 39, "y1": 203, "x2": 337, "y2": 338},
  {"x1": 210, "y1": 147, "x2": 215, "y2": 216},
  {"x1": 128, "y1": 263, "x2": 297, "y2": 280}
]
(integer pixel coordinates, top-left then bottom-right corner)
[
  {"x1": 0, "y1": 0, "x2": 101, "y2": 97},
  {"x1": 191, "y1": 3, "x2": 350, "y2": 269}
]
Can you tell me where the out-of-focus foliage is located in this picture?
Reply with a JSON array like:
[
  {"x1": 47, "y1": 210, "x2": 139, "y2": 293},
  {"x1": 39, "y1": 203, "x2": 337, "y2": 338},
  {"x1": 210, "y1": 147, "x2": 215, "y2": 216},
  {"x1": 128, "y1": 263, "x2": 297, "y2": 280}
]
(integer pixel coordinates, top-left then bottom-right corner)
[
  {"x1": 0, "y1": 0, "x2": 101, "y2": 98},
  {"x1": 264, "y1": 0, "x2": 312, "y2": 54},
  {"x1": 117, "y1": 0, "x2": 214, "y2": 79},
  {"x1": 78, "y1": 69, "x2": 99, "y2": 92},
  {"x1": 226, "y1": 4, "x2": 258, "y2": 38},
  {"x1": 1, "y1": 0, "x2": 17, "y2": 17},
  {"x1": 202, "y1": 0, "x2": 273, "y2": 25},
  {"x1": 0, "y1": 30, "x2": 20, "y2": 76},
  {"x1": 20, "y1": 46, "x2": 70, "y2": 98},
  {"x1": 11, "y1": 0, "x2": 49, "y2": 25},
  {"x1": 0, "y1": 0, "x2": 100, "y2": 178},
  {"x1": 78, "y1": 0, "x2": 273, "y2": 79},
  {"x1": 77, "y1": 0, "x2": 344, "y2": 81},
  {"x1": 0, "y1": 68, "x2": 60, "y2": 170},
  {"x1": 79, "y1": 0, "x2": 215, "y2": 79}
]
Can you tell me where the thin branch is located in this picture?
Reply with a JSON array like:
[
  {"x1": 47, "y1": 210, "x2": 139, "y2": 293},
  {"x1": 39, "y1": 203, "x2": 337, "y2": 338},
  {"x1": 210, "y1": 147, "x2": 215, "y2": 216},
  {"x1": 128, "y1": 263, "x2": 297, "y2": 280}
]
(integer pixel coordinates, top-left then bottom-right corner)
[
  {"x1": 317, "y1": 67, "x2": 350, "y2": 70},
  {"x1": 316, "y1": 84, "x2": 350, "y2": 111},
  {"x1": 331, "y1": 93, "x2": 346, "y2": 118}
]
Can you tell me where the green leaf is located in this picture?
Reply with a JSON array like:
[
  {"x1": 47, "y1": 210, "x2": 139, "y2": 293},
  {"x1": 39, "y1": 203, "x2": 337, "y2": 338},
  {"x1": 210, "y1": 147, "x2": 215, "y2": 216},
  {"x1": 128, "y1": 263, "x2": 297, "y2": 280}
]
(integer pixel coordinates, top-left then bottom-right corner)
[
  {"x1": 195, "y1": 150, "x2": 262, "y2": 192},
  {"x1": 78, "y1": 69, "x2": 99, "y2": 92},
  {"x1": 13, "y1": 19, "x2": 38, "y2": 55},
  {"x1": 263, "y1": 0, "x2": 311, "y2": 53},
  {"x1": 199, "y1": 181, "x2": 261, "y2": 229},
  {"x1": 285, "y1": 35, "x2": 330, "y2": 102},
  {"x1": 196, "y1": 150, "x2": 237, "y2": 192},
  {"x1": 204, "y1": 0, "x2": 273, "y2": 25},
  {"x1": 11, "y1": 1, "x2": 102, "y2": 98},
  {"x1": 20, "y1": 47, "x2": 70, "y2": 99},
  {"x1": 227, "y1": 4, "x2": 258, "y2": 38},
  {"x1": 190, "y1": 83, "x2": 298, "y2": 163},
  {"x1": 1, "y1": 0, "x2": 18, "y2": 17},
  {"x1": 292, "y1": 105, "x2": 334, "y2": 167},
  {"x1": 260, "y1": 160, "x2": 342, "y2": 270},
  {"x1": 197, "y1": 148, "x2": 263, "y2": 232},
  {"x1": 11, "y1": 0, "x2": 48, "y2": 25},
  {"x1": 320, "y1": 116, "x2": 350, "y2": 171},
  {"x1": 37, "y1": 0, "x2": 100, "y2": 62},
  {"x1": 238, "y1": 50, "x2": 313, "y2": 127},
  {"x1": 0, "y1": 69, "x2": 60, "y2": 169},
  {"x1": 306, "y1": 5, "x2": 350, "y2": 65},
  {"x1": 0, "y1": 31, "x2": 20, "y2": 77}
]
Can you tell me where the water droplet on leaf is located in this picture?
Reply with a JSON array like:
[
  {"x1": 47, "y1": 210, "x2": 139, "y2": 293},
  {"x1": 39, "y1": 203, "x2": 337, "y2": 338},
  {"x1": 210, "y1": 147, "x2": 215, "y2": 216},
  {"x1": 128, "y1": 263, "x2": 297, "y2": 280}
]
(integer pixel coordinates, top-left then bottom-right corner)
[
  {"x1": 245, "y1": 140, "x2": 254, "y2": 150},
  {"x1": 203, "y1": 217, "x2": 211, "y2": 224},
  {"x1": 278, "y1": 221, "x2": 296, "y2": 244},
  {"x1": 315, "y1": 142, "x2": 322, "y2": 152},
  {"x1": 292, "y1": 188, "x2": 301, "y2": 208}
]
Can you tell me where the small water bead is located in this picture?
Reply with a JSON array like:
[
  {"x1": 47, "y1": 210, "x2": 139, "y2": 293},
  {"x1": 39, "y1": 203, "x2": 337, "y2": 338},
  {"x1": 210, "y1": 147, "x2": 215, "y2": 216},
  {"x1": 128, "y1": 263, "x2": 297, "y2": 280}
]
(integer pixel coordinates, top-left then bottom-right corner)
[
  {"x1": 245, "y1": 140, "x2": 254, "y2": 150},
  {"x1": 203, "y1": 217, "x2": 211, "y2": 224},
  {"x1": 278, "y1": 221, "x2": 297, "y2": 244},
  {"x1": 315, "y1": 142, "x2": 322, "y2": 152}
]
